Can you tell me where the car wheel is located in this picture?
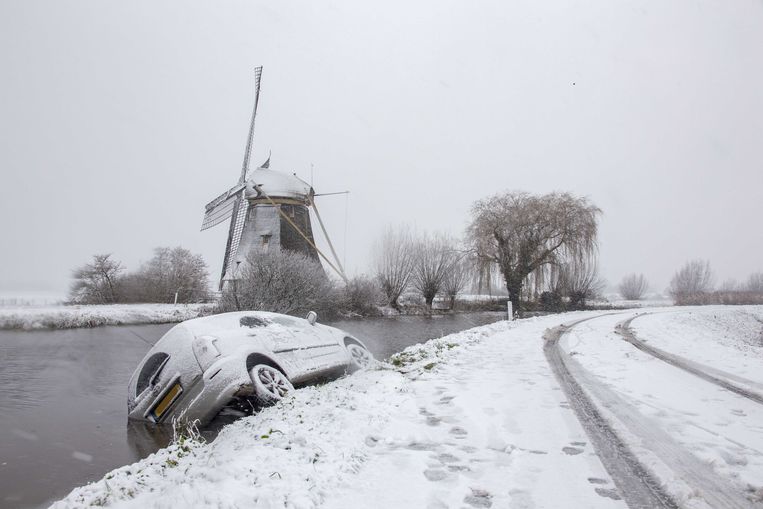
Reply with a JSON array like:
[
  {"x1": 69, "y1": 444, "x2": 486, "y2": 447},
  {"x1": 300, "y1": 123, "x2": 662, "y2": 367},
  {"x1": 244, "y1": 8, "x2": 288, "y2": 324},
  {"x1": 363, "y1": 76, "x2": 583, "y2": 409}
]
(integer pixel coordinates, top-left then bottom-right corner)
[
  {"x1": 347, "y1": 343, "x2": 373, "y2": 370},
  {"x1": 250, "y1": 364, "x2": 294, "y2": 407}
]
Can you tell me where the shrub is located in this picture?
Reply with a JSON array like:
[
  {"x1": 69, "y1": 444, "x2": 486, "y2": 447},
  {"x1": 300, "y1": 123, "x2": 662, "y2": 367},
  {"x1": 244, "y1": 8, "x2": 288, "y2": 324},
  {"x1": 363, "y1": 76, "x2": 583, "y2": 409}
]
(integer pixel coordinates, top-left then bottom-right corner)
[
  {"x1": 219, "y1": 251, "x2": 337, "y2": 317},
  {"x1": 339, "y1": 276, "x2": 383, "y2": 316}
]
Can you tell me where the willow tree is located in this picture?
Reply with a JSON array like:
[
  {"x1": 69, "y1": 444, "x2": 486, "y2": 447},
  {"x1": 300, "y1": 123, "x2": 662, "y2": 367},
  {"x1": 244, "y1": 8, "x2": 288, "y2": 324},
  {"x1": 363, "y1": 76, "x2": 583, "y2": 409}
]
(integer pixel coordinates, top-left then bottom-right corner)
[{"x1": 466, "y1": 191, "x2": 601, "y2": 314}]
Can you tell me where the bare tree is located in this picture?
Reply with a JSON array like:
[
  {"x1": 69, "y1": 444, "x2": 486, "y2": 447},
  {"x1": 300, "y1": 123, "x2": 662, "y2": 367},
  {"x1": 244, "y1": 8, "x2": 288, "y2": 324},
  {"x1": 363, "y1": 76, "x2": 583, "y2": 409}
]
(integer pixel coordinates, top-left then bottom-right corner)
[
  {"x1": 745, "y1": 272, "x2": 763, "y2": 293},
  {"x1": 466, "y1": 191, "x2": 600, "y2": 314},
  {"x1": 669, "y1": 259, "x2": 714, "y2": 305},
  {"x1": 410, "y1": 232, "x2": 454, "y2": 311},
  {"x1": 221, "y1": 250, "x2": 334, "y2": 316},
  {"x1": 124, "y1": 247, "x2": 209, "y2": 303},
  {"x1": 443, "y1": 254, "x2": 472, "y2": 310},
  {"x1": 374, "y1": 226, "x2": 415, "y2": 310},
  {"x1": 618, "y1": 273, "x2": 649, "y2": 300},
  {"x1": 562, "y1": 255, "x2": 605, "y2": 309},
  {"x1": 69, "y1": 254, "x2": 124, "y2": 304}
]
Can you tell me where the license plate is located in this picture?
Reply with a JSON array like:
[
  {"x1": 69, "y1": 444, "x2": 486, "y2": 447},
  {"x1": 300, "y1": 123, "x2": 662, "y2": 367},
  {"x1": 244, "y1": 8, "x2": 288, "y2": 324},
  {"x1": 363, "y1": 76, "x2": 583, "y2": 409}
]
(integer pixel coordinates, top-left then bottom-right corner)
[{"x1": 151, "y1": 382, "x2": 183, "y2": 421}]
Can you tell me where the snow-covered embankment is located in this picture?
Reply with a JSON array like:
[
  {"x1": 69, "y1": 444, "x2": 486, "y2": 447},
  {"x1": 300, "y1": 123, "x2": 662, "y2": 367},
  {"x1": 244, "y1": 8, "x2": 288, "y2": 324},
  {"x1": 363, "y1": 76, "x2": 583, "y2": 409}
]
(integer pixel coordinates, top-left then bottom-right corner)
[{"x1": 0, "y1": 304, "x2": 215, "y2": 330}]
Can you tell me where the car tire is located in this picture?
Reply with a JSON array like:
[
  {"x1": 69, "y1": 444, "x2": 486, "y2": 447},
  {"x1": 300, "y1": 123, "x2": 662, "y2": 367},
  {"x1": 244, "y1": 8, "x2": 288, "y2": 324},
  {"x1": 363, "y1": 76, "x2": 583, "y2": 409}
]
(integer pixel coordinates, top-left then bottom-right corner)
[
  {"x1": 346, "y1": 343, "x2": 373, "y2": 371},
  {"x1": 250, "y1": 364, "x2": 294, "y2": 407}
]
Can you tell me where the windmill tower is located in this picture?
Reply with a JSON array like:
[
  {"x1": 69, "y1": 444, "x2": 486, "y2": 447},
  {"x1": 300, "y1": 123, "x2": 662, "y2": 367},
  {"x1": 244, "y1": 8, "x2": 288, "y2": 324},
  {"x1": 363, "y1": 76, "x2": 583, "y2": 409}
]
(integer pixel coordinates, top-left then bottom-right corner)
[{"x1": 201, "y1": 67, "x2": 347, "y2": 289}]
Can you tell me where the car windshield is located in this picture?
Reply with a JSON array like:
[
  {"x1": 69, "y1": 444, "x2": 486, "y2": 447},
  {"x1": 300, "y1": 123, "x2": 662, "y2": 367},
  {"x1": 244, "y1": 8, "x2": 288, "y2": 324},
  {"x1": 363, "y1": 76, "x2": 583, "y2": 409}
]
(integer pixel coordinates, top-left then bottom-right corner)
[{"x1": 269, "y1": 315, "x2": 303, "y2": 328}]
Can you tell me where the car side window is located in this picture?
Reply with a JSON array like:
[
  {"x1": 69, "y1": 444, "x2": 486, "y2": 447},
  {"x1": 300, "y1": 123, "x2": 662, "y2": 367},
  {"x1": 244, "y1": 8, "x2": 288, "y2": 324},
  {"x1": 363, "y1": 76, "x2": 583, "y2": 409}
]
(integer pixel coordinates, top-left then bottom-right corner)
[{"x1": 135, "y1": 352, "x2": 169, "y2": 396}]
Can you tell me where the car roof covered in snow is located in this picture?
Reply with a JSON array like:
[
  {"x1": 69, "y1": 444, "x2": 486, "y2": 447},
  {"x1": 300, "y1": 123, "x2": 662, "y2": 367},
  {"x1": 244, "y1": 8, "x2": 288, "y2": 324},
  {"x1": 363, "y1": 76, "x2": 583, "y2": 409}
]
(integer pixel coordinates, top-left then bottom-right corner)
[{"x1": 176, "y1": 311, "x2": 310, "y2": 337}]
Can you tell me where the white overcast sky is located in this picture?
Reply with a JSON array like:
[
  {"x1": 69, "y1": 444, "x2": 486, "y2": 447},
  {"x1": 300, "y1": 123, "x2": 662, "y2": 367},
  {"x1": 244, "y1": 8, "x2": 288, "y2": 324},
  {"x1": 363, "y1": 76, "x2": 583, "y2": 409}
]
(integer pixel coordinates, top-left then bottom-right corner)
[{"x1": 1, "y1": 0, "x2": 762, "y2": 296}]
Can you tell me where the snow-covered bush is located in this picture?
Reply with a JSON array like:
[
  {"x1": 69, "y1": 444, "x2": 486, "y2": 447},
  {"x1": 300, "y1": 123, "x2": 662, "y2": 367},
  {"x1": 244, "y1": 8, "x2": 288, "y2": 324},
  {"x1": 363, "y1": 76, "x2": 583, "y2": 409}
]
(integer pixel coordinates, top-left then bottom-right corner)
[
  {"x1": 618, "y1": 273, "x2": 649, "y2": 300},
  {"x1": 219, "y1": 250, "x2": 338, "y2": 317},
  {"x1": 339, "y1": 276, "x2": 384, "y2": 316}
]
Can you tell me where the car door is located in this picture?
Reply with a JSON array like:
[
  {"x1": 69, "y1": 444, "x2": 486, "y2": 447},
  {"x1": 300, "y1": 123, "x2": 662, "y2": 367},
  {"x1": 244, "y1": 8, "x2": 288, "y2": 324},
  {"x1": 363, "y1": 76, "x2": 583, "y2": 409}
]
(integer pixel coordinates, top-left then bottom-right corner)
[{"x1": 269, "y1": 317, "x2": 343, "y2": 378}]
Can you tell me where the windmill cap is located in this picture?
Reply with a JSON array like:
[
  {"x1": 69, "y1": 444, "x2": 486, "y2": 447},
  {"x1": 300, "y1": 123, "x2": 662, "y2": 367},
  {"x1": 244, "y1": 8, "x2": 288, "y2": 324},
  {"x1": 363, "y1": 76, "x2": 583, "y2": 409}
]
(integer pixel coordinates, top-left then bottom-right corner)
[{"x1": 245, "y1": 167, "x2": 312, "y2": 200}]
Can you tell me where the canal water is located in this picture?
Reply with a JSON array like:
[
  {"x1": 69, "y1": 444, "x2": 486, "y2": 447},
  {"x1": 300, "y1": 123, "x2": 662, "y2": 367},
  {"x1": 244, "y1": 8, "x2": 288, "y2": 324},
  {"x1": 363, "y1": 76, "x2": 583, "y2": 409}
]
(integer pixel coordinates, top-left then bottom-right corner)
[{"x1": 0, "y1": 312, "x2": 504, "y2": 509}]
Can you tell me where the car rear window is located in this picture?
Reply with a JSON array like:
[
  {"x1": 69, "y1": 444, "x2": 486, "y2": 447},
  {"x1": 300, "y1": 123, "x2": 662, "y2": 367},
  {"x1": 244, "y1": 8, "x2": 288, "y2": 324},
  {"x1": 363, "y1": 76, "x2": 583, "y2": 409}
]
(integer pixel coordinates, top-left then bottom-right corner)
[
  {"x1": 240, "y1": 315, "x2": 271, "y2": 328},
  {"x1": 136, "y1": 352, "x2": 169, "y2": 396}
]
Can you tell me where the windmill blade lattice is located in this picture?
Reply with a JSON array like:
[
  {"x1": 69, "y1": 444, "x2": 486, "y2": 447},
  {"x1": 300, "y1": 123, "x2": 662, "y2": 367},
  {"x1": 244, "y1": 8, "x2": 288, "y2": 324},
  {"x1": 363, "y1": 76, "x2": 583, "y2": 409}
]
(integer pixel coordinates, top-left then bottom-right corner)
[
  {"x1": 221, "y1": 194, "x2": 249, "y2": 278},
  {"x1": 201, "y1": 182, "x2": 247, "y2": 230}
]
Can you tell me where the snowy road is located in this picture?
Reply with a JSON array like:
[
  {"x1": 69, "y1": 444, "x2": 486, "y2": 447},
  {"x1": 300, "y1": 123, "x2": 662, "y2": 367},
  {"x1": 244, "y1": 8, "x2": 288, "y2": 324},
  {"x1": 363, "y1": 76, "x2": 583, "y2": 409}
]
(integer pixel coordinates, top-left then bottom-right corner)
[
  {"x1": 544, "y1": 316, "x2": 678, "y2": 509},
  {"x1": 51, "y1": 307, "x2": 763, "y2": 509},
  {"x1": 561, "y1": 311, "x2": 763, "y2": 508}
]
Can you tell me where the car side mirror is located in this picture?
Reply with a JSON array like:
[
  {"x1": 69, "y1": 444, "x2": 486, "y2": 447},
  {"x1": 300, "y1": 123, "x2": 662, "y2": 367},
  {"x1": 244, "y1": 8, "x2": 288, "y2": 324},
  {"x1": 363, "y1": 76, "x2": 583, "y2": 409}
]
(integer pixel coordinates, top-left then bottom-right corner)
[{"x1": 306, "y1": 311, "x2": 318, "y2": 325}]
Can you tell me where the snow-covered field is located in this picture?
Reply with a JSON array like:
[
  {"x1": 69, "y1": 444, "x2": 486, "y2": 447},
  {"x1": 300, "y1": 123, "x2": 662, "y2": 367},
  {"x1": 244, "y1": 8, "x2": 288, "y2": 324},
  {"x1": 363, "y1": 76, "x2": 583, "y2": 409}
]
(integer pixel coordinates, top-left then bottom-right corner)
[
  {"x1": 590, "y1": 293, "x2": 673, "y2": 309},
  {"x1": 51, "y1": 306, "x2": 763, "y2": 508},
  {"x1": 0, "y1": 303, "x2": 215, "y2": 330}
]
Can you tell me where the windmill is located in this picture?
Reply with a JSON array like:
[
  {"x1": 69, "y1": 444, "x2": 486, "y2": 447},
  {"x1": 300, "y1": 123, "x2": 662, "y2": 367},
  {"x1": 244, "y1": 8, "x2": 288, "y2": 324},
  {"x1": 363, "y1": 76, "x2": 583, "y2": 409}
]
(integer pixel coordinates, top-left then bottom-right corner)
[{"x1": 201, "y1": 67, "x2": 348, "y2": 290}]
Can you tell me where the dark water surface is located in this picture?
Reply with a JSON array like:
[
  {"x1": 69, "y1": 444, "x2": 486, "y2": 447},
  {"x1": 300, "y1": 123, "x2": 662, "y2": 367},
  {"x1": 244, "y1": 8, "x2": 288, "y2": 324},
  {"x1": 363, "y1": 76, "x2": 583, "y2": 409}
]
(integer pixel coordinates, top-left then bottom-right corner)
[{"x1": 0, "y1": 312, "x2": 504, "y2": 509}]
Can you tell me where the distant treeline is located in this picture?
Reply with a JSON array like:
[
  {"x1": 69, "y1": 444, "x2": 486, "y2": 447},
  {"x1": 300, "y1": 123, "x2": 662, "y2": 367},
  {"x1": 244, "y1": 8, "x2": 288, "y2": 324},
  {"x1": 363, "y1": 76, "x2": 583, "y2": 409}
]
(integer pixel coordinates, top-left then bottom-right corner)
[
  {"x1": 667, "y1": 260, "x2": 763, "y2": 306},
  {"x1": 69, "y1": 247, "x2": 210, "y2": 305}
]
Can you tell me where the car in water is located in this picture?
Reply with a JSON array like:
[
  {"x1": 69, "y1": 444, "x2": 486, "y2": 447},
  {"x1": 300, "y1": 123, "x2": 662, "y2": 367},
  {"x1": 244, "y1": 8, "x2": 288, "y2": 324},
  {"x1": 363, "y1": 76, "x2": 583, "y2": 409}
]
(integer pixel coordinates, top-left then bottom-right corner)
[{"x1": 127, "y1": 310, "x2": 373, "y2": 427}]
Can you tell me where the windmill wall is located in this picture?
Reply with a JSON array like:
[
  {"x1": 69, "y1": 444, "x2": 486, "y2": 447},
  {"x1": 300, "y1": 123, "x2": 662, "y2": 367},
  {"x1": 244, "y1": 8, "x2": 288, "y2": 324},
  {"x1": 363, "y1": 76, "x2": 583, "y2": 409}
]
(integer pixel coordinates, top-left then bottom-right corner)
[
  {"x1": 279, "y1": 204, "x2": 319, "y2": 260},
  {"x1": 230, "y1": 202, "x2": 319, "y2": 273}
]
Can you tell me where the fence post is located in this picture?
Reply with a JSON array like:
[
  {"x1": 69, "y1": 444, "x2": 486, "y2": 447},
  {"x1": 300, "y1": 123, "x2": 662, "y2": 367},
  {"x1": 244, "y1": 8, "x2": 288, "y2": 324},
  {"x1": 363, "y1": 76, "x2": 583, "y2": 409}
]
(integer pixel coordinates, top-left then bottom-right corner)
[{"x1": 507, "y1": 301, "x2": 513, "y2": 321}]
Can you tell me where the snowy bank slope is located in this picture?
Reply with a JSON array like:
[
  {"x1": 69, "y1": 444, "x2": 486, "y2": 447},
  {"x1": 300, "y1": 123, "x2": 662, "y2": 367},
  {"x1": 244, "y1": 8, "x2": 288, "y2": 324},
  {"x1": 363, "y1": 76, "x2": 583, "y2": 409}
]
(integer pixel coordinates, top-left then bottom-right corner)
[
  {"x1": 0, "y1": 303, "x2": 215, "y2": 330},
  {"x1": 631, "y1": 306, "x2": 763, "y2": 388},
  {"x1": 52, "y1": 313, "x2": 624, "y2": 509}
]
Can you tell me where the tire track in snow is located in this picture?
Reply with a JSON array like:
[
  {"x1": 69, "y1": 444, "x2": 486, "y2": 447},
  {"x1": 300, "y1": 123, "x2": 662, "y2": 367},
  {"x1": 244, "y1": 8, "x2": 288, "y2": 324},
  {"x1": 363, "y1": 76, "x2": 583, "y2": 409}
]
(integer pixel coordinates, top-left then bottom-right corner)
[
  {"x1": 548, "y1": 314, "x2": 763, "y2": 509},
  {"x1": 544, "y1": 315, "x2": 678, "y2": 509},
  {"x1": 617, "y1": 315, "x2": 763, "y2": 405}
]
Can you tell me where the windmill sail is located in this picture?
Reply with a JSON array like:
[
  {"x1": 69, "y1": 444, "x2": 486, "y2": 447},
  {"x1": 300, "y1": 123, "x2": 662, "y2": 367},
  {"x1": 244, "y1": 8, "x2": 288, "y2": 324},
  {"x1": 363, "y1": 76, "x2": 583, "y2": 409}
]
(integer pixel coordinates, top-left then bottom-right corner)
[
  {"x1": 219, "y1": 195, "x2": 249, "y2": 285},
  {"x1": 239, "y1": 66, "x2": 263, "y2": 184},
  {"x1": 200, "y1": 183, "x2": 246, "y2": 231}
]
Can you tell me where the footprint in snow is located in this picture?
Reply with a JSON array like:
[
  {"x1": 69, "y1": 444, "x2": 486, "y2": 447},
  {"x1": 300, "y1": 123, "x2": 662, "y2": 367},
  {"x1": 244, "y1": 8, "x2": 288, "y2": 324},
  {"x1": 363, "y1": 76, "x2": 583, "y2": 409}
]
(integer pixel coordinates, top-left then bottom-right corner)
[
  {"x1": 407, "y1": 441, "x2": 439, "y2": 451},
  {"x1": 587, "y1": 477, "x2": 608, "y2": 485},
  {"x1": 436, "y1": 452, "x2": 460, "y2": 464},
  {"x1": 731, "y1": 409, "x2": 746, "y2": 417},
  {"x1": 570, "y1": 441, "x2": 586, "y2": 446},
  {"x1": 423, "y1": 468, "x2": 449, "y2": 481},
  {"x1": 595, "y1": 487, "x2": 622, "y2": 500},
  {"x1": 464, "y1": 488, "x2": 493, "y2": 508},
  {"x1": 562, "y1": 446, "x2": 584, "y2": 455},
  {"x1": 449, "y1": 426, "x2": 468, "y2": 438}
]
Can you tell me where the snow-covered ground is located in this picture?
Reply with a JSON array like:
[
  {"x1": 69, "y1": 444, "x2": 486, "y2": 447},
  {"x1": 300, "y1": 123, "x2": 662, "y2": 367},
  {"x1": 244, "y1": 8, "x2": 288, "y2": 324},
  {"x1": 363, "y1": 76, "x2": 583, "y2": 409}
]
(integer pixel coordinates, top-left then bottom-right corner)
[
  {"x1": 590, "y1": 293, "x2": 673, "y2": 309},
  {"x1": 51, "y1": 306, "x2": 763, "y2": 508},
  {"x1": 562, "y1": 308, "x2": 763, "y2": 507},
  {"x1": 0, "y1": 303, "x2": 215, "y2": 330},
  {"x1": 52, "y1": 313, "x2": 625, "y2": 509},
  {"x1": 0, "y1": 291, "x2": 65, "y2": 307},
  {"x1": 630, "y1": 306, "x2": 763, "y2": 389}
]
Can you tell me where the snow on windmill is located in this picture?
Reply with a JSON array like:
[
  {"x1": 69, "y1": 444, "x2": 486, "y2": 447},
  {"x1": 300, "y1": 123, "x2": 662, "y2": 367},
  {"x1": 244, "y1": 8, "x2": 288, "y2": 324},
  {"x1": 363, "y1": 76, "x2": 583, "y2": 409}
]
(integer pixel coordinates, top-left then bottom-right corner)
[{"x1": 201, "y1": 67, "x2": 347, "y2": 290}]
